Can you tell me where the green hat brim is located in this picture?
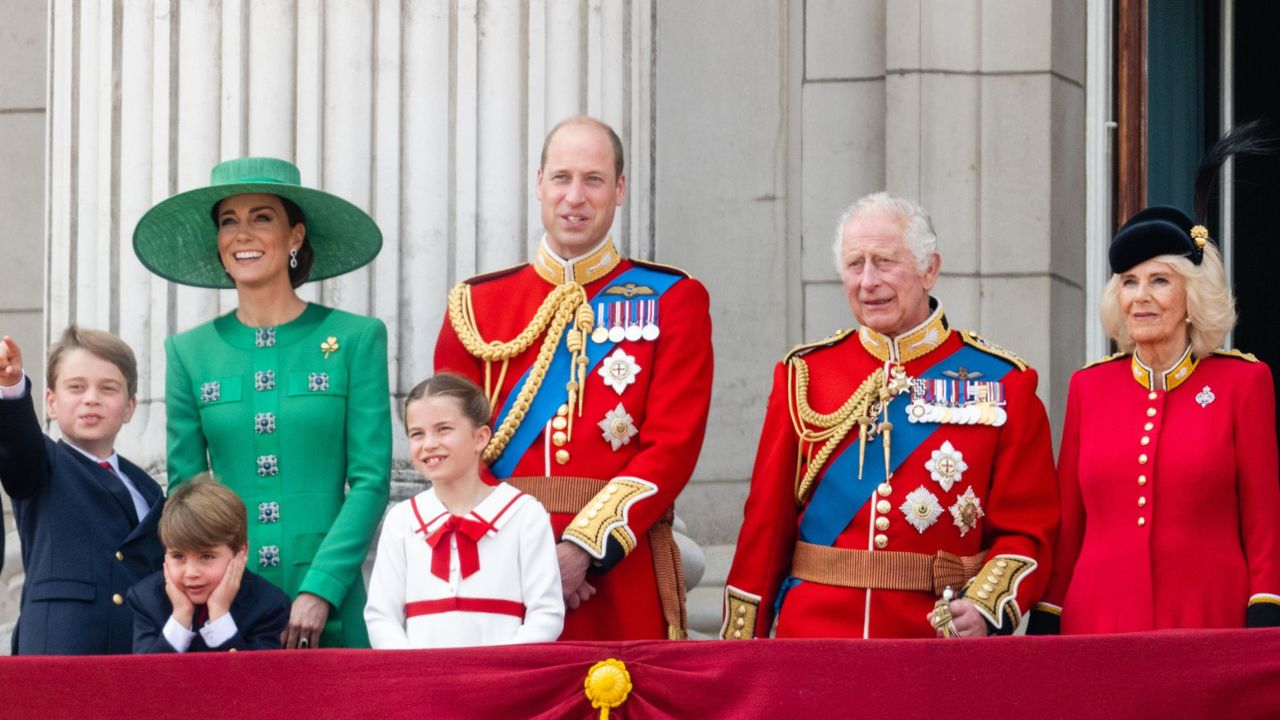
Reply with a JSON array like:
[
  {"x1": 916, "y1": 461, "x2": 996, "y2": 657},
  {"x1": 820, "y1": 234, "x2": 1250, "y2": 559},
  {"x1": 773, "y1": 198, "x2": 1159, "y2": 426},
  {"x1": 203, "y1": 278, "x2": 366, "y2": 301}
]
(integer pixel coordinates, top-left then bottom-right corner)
[{"x1": 132, "y1": 182, "x2": 382, "y2": 289}]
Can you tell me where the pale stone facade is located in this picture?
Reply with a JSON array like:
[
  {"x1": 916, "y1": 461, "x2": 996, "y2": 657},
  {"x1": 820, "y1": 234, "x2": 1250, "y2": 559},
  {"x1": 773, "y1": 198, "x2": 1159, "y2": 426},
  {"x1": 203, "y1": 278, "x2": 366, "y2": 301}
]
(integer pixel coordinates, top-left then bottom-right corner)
[{"x1": 0, "y1": 0, "x2": 1088, "y2": 642}]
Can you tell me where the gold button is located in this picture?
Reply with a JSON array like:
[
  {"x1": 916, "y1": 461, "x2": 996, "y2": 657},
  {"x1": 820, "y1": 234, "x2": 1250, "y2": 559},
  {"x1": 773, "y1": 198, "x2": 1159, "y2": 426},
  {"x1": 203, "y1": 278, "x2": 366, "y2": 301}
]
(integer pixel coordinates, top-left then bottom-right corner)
[
  {"x1": 552, "y1": 416, "x2": 568, "y2": 431},
  {"x1": 552, "y1": 431, "x2": 567, "y2": 446},
  {"x1": 996, "y1": 559, "x2": 1009, "y2": 568},
  {"x1": 586, "y1": 510, "x2": 598, "y2": 519},
  {"x1": 1138, "y1": 454, "x2": 1148, "y2": 464},
  {"x1": 736, "y1": 617, "x2": 745, "y2": 628},
  {"x1": 557, "y1": 404, "x2": 569, "y2": 416},
  {"x1": 981, "y1": 583, "x2": 994, "y2": 593},
  {"x1": 1138, "y1": 475, "x2": 1147, "y2": 486},
  {"x1": 877, "y1": 483, "x2": 892, "y2": 497},
  {"x1": 115, "y1": 551, "x2": 124, "y2": 561},
  {"x1": 986, "y1": 575, "x2": 998, "y2": 583},
  {"x1": 992, "y1": 567, "x2": 1005, "y2": 576},
  {"x1": 576, "y1": 518, "x2": 589, "y2": 527},
  {"x1": 1140, "y1": 436, "x2": 1150, "y2": 446},
  {"x1": 112, "y1": 594, "x2": 124, "y2": 606},
  {"x1": 1144, "y1": 422, "x2": 1154, "y2": 431},
  {"x1": 874, "y1": 534, "x2": 888, "y2": 549},
  {"x1": 875, "y1": 517, "x2": 889, "y2": 531},
  {"x1": 1148, "y1": 391, "x2": 1158, "y2": 400},
  {"x1": 555, "y1": 449, "x2": 570, "y2": 465},
  {"x1": 1138, "y1": 517, "x2": 1146, "y2": 527},
  {"x1": 229, "y1": 648, "x2": 238, "y2": 653},
  {"x1": 1138, "y1": 496, "x2": 1147, "y2": 507},
  {"x1": 977, "y1": 591, "x2": 990, "y2": 600},
  {"x1": 733, "y1": 630, "x2": 742, "y2": 638},
  {"x1": 737, "y1": 606, "x2": 746, "y2": 616},
  {"x1": 1147, "y1": 408, "x2": 1157, "y2": 417},
  {"x1": 876, "y1": 500, "x2": 891, "y2": 514}
]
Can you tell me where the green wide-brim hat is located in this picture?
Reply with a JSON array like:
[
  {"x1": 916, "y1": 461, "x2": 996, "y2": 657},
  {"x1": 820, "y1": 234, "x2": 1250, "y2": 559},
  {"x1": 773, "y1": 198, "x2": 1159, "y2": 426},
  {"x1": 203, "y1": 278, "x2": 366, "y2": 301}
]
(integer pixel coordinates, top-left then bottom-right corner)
[{"x1": 133, "y1": 156, "x2": 382, "y2": 289}]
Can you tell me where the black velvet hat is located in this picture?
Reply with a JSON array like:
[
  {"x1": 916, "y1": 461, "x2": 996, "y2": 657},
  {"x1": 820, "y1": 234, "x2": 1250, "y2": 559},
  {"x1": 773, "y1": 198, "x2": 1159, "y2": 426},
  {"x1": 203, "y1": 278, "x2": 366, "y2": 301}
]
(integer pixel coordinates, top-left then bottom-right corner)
[{"x1": 1108, "y1": 205, "x2": 1208, "y2": 274}]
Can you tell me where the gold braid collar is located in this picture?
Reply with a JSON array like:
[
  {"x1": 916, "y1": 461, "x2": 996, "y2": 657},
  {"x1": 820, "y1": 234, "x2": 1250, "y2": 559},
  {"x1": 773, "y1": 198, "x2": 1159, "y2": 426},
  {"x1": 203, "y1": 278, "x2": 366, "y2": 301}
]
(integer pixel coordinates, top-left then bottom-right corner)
[{"x1": 447, "y1": 281, "x2": 593, "y2": 463}]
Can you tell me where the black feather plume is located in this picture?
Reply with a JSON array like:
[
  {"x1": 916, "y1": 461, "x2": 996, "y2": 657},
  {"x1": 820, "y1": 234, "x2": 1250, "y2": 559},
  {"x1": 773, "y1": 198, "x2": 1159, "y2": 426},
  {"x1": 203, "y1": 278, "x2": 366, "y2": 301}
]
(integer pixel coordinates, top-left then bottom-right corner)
[{"x1": 1194, "y1": 120, "x2": 1280, "y2": 221}]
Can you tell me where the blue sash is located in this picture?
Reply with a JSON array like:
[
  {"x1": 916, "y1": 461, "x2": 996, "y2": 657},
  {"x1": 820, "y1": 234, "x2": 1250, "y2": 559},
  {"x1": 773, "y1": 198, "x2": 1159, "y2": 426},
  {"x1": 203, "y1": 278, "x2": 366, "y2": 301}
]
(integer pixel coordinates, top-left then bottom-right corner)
[
  {"x1": 774, "y1": 341, "x2": 1016, "y2": 613},
  {"x1": 489, "y1": 266, "x2": 682, "y2": 478}
]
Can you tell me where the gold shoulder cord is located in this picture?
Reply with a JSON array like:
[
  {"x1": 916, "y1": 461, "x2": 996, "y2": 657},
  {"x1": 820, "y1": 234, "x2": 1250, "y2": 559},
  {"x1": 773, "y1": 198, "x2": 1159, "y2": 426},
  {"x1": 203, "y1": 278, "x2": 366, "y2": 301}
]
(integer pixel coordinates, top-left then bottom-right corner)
[
  {"x1": 788, "y1": 360, "x2": 886, "y2": 503},
  {"x1": 447, "y1": 281, "x2": 593, "y2": 463}
]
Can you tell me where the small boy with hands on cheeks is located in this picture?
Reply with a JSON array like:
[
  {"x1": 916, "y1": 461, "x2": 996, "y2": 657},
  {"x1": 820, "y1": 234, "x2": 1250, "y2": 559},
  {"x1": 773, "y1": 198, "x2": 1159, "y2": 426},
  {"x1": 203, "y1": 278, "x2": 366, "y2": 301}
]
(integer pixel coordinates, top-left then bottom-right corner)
[
  {"x1": 127, "y1": 478, "x2": 290, "y2": 652},
  {"x1": 364, "y1": 374, "x2": 563, "y2": 648}
]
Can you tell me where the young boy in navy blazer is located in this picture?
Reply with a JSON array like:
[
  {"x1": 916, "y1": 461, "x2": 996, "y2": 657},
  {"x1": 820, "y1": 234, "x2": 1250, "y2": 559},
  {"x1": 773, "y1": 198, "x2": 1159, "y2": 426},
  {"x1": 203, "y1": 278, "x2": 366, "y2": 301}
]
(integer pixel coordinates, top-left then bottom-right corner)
[
  {"x1": 0, "y1": 327, "x2": 163, "y2": 655},
  {"x1": 128, "y1": 477, "x2": 290, "y2": 652}
]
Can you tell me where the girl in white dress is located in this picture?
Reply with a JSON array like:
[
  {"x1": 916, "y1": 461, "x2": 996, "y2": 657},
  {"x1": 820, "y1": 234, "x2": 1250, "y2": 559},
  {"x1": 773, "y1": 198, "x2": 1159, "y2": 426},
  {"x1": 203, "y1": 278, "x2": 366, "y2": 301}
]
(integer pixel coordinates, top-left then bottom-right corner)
[{"x1": 365, "y1": 374, "x2": 564, "y2": 648}]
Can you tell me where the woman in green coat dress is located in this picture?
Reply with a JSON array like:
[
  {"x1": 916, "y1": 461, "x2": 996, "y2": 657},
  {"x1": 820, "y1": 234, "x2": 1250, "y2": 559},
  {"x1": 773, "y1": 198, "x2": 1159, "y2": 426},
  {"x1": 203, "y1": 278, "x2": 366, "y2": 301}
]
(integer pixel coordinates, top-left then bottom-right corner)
[{"x1": 133, "y1": 157, "x2": 391, "y2": 648}]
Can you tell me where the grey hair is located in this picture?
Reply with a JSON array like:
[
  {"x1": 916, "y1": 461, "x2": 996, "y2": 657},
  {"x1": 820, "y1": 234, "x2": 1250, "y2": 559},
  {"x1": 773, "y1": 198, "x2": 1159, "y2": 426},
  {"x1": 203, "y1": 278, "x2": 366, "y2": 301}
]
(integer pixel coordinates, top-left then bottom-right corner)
[
  {"x1": 831, "y1": 192, "x2": 938, "y2": 274},
  {"x1": 1099, "y1": 242, "x2": 1236, "y2": 359}
]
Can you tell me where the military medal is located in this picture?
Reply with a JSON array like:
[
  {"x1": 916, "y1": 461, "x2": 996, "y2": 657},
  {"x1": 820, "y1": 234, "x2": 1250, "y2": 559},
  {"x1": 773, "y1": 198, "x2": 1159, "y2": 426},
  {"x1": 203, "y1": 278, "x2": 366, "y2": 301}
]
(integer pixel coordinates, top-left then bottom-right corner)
[
  {"x1": 925, "y1": 441, "x2": 967, "y2": 492},
  {"x1": 641, "y1": 299, "x2": 660, "y2": 340},
  {"x1": 598, "y1": 403, "x2": 638, "y2": 450},
  {"x1": 591, "y1": 303, "x2": 610, "y2": 343},
  {"x1": 608, "y1": 303, "x2": 626, "y2": 343},
  {"x1": 625, "y1": 302, "x2": 643, "y2": 342},
  {"x1": 599, "y1": 348, "x2": 641, "y2": 395},
  {"x1": 900, "y1": 485, "x2": 943, "y2": 533},
  {"x1": 949, "y1": 487, "x2": 984, "y2": 537}
]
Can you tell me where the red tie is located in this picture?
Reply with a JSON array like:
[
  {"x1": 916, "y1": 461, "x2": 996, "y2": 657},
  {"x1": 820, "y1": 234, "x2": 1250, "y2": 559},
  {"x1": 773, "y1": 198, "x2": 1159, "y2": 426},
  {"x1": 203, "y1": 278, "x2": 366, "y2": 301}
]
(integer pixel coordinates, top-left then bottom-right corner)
[
  {"x1": 99, "y1": 461, "x2": 113, "y2": 472},
  {"x1": 425, "y1": 515, "x2": 489, "y2": 582}
]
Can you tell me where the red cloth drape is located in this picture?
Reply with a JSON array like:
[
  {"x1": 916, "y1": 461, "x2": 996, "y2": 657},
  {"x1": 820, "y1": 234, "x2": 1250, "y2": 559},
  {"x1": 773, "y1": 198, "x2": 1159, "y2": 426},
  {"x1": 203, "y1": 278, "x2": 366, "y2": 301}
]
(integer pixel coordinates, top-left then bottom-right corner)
[{"x1": 3, "y1": 631, "x2": 1278, "y2": 719}]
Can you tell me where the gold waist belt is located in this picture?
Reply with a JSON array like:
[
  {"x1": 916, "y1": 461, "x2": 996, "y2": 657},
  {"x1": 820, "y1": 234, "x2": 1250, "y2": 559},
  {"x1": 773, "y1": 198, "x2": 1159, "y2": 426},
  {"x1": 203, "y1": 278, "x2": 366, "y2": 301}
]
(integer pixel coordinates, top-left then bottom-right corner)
[
  {"x1": 791, "y1": 541, "x2": 986, "y2": 596},
  {"x1": 506, "y1": 475, "x2": 687, "y2": 639}
]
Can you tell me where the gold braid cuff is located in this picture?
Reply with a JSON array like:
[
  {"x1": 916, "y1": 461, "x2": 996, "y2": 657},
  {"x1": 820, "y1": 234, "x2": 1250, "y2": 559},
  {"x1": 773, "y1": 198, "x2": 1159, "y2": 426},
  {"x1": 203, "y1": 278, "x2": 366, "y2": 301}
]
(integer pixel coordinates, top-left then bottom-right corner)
[
  {"x1": 447, "y1": 281, "x2": 591, "y2": 463},
  {"x1": 962, "y1": 554, "x2": 1036, "y2": 630},
  {"x1": 721, "y1": 585, "x2": 761, "y2": 639},
  {"x1": 562, "y1": 477, "x2": 659, "y2": 560}
]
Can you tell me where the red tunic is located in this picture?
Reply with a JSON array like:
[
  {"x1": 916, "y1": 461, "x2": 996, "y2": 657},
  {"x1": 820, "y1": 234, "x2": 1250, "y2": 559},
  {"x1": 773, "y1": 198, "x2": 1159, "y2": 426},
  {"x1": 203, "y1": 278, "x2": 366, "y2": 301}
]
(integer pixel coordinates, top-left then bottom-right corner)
[
  {"x1": 433, "y1": 239, "x2": 713, "y2": 640},
  {"x1": 1041, "y1": 350, "x2": 1280, "y2": 633},
  {"x1": 723, "y1": 308, "x2": 1058, "y2": 639}
]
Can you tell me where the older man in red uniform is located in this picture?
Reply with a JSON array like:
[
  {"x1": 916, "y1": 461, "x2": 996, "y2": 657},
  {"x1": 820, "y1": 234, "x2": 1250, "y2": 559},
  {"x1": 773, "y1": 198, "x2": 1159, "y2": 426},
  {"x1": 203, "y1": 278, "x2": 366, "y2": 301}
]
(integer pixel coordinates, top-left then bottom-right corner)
[
  {"x1": 434, "y1": 117, "x2": 713, "y2": 640},
  {"x1": 722, "y1": 193, "x2": 1057, "y2": 639}
]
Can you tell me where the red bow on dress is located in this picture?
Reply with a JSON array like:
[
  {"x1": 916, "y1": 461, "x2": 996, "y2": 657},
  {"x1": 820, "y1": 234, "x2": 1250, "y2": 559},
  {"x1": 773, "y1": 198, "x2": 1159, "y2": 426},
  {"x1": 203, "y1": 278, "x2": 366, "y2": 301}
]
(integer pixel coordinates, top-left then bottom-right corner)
[{"x1": 425, "y1": 515, "x2": 490, "y2": 582}]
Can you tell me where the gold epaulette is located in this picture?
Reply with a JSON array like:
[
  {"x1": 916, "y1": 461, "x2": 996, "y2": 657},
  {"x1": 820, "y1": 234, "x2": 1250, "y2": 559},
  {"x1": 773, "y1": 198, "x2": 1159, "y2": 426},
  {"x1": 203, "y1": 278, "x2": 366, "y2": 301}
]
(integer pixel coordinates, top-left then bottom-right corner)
[
  {"x1": 783, "y1": 328, "x2": 856, "y2": 364},
  {"x1": 629, "y1": 258, "x2": 691, "y2": 279},
  {"x1": 957, "y1": 329, "x2": 1028, "y2": 371},
  {"x1": 1082, "y1": 351, "x2": 1127, "y2": 370},
  {"x1": 462, "y1": 262, "x2": 526, "y2": 286},
  {"x1": 1213, "y1": 348, "x2": 1259, "y2": 363}
]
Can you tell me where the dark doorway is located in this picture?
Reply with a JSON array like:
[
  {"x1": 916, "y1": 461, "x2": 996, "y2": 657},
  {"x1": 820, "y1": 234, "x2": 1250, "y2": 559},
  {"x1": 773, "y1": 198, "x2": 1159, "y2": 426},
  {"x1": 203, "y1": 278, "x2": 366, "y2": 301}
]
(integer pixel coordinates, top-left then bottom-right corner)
[{"x1": 1230, "y1": 1, "x2": 1280, "y2": 432}]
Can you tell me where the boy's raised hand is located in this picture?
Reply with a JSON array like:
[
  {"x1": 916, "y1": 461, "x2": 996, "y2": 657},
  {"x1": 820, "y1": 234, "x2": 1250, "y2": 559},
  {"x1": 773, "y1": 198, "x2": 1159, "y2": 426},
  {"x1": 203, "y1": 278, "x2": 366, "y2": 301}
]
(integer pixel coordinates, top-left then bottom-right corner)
[
  {"x1": 164, "y1": 560, "x2": 196, "y2": 630},
  {"x1": 208, "y1": 547, "x2": 247, "y2": 622},
  {"x1": 0, "y1": 336, "x2": 23, "y2": 387}
]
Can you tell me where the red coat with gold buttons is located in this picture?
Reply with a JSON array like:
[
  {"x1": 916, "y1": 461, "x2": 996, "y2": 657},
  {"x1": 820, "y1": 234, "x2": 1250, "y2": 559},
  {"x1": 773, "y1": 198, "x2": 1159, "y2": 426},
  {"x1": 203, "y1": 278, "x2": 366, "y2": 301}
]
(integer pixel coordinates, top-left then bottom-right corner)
[
  {"x1": 723, "y1": 308, "x2": 1058, "y2": 639},
  {"x1": 433, "y1": 240, "x2": 713, "y2": 640},
  {"x1": 1040, "y1": 350, "x2": 1280, "y2": 632}
]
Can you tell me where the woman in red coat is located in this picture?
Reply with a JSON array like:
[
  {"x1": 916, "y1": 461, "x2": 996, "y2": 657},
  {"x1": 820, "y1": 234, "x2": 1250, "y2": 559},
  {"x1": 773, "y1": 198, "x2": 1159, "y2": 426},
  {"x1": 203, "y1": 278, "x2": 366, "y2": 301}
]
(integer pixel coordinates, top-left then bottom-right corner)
[{"x1": 1031, "y1": 202, "x2": 1280, "y2": 634}]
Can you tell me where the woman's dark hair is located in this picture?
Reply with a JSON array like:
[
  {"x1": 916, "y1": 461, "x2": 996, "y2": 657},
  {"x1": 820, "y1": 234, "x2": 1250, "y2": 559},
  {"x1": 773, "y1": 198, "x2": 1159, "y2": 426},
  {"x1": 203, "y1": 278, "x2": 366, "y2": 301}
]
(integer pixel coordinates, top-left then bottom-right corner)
[
  {"x1": 403, "y1": 373, "x2": 491, "y2": 430},
  {"x1": 213, "y1": 194, "x2": 314, "y2": 288}
]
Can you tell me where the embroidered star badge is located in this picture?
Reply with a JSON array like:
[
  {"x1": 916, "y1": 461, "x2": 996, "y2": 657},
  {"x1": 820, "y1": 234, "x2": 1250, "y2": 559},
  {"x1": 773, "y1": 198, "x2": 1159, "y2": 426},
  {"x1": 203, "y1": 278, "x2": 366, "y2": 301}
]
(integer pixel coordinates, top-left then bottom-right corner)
[
  {"x1": 900, "y1": 485, "x2": 943, "y2": 533},
  {"x1": 598, "y1": 403, "x2": 638, "y2": 450},
  {"x1": 925, "y1": 440, "x2": 968, "y2": 492},
  {"x1": 598, "y1": 348, "x2": 642, "y2": 395},
  {"x1": 949, "y1": 486, "x2": 985, "y2": 537}
]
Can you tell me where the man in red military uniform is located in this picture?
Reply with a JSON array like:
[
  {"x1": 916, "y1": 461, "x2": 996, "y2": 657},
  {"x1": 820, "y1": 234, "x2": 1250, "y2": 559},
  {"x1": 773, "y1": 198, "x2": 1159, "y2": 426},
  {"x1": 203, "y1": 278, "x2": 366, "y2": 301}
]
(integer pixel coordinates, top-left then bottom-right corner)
[
  {"x1": 723, "y1": 192, "x2": 1057, "y2": 639},
  {"x1": 434, "y1": 116, "x2": 713, "y2": 640}
]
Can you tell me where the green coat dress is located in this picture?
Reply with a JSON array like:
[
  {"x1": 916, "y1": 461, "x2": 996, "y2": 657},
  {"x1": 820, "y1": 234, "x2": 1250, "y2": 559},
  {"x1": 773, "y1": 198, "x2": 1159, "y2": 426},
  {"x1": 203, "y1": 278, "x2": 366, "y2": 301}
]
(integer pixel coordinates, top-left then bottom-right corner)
[{"x1": 165, "y1": 303, "x2": 391, "y2": 648}]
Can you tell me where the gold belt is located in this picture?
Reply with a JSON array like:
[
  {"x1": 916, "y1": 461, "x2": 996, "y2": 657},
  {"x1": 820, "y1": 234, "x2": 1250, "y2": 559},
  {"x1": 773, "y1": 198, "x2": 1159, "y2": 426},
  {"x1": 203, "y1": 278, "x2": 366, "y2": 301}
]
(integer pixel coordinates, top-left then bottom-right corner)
[
  {"x1": 506, "y1": 476, "x2": 687, "y2": 639},
  {"x1": 791, "y1": 541, "x2": 986, "y2": 595}
]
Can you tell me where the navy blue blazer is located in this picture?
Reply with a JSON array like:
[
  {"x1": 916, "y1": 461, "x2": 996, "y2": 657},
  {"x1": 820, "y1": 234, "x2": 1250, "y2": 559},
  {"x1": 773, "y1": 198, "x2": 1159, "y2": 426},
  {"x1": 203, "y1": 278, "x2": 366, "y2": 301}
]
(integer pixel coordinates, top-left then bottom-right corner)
[
  {"x1": 127, "y1": 568, "x2": 290, "y2": 652},
  {"x1": 0, "y1": 381, "x2": 164, "y2": 655}
]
